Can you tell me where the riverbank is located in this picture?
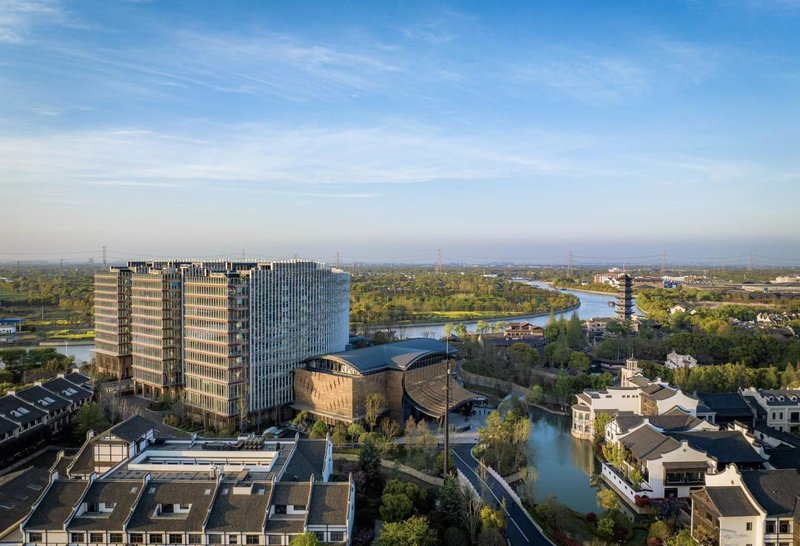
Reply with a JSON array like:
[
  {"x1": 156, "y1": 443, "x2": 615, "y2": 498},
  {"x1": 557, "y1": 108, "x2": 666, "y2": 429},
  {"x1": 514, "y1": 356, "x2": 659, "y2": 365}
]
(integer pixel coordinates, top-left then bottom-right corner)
[
  {"x1": 39, "y1": 340, "x2": 95, "y2": 347},
  {"x1": 357, "y1": 303, "x2": 581, "y2": 331},
  {"x1": 536, "y1": 280, "x2": 618, "y2": 297}
]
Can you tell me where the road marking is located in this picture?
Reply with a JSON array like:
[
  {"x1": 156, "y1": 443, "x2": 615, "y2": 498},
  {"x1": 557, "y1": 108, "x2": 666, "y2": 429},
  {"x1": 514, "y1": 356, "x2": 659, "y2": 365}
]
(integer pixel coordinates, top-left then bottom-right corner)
[{"x1": 451, "y1": 449, "x2": 530, "y2": 543}]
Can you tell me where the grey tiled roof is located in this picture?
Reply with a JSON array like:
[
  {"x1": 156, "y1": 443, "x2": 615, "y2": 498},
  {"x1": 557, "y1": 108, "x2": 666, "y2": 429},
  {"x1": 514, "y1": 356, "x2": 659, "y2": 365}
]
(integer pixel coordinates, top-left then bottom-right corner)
[
  {"x1": 127, "y1": 481, "x2": 217, "y2": 532},
  {"x1": 0, "y1": 415, "x2": 16, "y2": 436},
  {"x1": 206, "y1": 483, "x2": 271, "y2": 533},
  {"x1": 271, "y1": 483, "x2": 311, "y2": 507},
  {"x1": 0, "y1": 466, "x2": 50, "y2": 535},
  {"x1": 665, "y1": 431, "x2": 764, "y2": 465},
  {"x1": 68, "y1": 480, "x2": 142, "y2": 531},
  {"x1": 697, "y1": 393, "x2": 754, "y2": 416},
  {"x1": 264, "y1": 518, "x2": 304, "y2": 533},
  {"x1": 281, "y1": 440, "x2": 326, "y2": 482},
  {"x1": 620, "y1": 425, "x2": 680, "y2": 460},
  {"x1": 16, "y1": 385, "x2": 70, "y2": 413},
  {"x1": 41, "y1": 378, "x2": 92, "y2": 402},
  {"x1": 64, "y1": 372, "x2": 91, "y2": 386},
  {"x1": 307, "y1": 483, "x2": 350, "y2": 525},
  {"x1": 0, "y1": 395, "x2": 47, "y2": 425},
  {"x1": 705, "y1": 487, "x2": 760, "y2": 517},
  {"x1": 741, "y1": 469, "x2": 800, "y2": 516},
  {"x1": 24, "y1": 480, "x2": 89, "y2": 531},
  {"x1": 109, "y1": 416, "x2": 154, "y2": 443}
]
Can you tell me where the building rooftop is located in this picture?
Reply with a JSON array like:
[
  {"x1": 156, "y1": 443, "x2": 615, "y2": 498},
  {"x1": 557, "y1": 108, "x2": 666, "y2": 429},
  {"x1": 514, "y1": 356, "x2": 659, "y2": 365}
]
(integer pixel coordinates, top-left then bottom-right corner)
[
  {"x1": 68, "y1": 480, "x2": 142, "y2": 531},
  {"x1": 620, "y1": 426, "x2": 681, "y2": 461},
  {"x1": 665, "y1": 431, "x2": 764, "y2": 465},
  {"x1": 0, "y1": 466, "x2": 50, "y2": 538},
  {"x1": 311, "y1": 338, "x2": 457, "y2": 374},
  {"x1": 15, "y1": 385, "x2": 70, "y2": 414},
  {"x1": 765, "y1": 446, "x2": 800, "y2": 469},
  {"x1": 697, "y1": 392, "x2": 754, "y2": 417},
  {"x1": 24, "y1": 480, "x2": 89, "y2": 531},
  {"x1": 758, "y1": 390, "x2": 800, "y2": 407},
  {"x1": 0, "y1": 394, "x2": 47, "y2": 426},
  {"x1": 40, "y1": 377, "x2": 92, "y2": 403},
  {"x1": 754, "y1": 423, "x2": 800, "y2": 448},
  {"x1": 127, "y1": 480, "x2": 217, "y2": 532},
  {"x1": 280, "y1": 440, "x2": 326, "y2": 482},
  {"x1": 704, "y1": 487, "x2": 760, "y2": 517},
  {"x1": 741, "y1": 469, "x2": 800, "y2": 517},
  {"x1": 64, "y1": 371, "x2": 92, "y2": 387},
  {"x1": 307, "y1": 482, "x2": 350, "y2": 526},
  {"x1": 206, "y1": 482, "x2": 272, "y2": 533},
  {"x1": 108, "y1": 415, "x2": 156, "y2": 443}
]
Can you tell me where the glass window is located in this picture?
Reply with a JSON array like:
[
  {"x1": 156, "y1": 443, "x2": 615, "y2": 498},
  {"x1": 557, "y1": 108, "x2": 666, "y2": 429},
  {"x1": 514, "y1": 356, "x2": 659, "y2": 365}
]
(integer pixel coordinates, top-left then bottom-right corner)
[
  {"x1": 293, "y1": 505, "x2": 306, "y2": 511},
  {"x1": 150, "y1": 534, "x2": 164, "y2": 544},
  {"x1": 188, "y1": 535, "x2": 203, "y2": 544},
  {"x1": 330, "y1": 531, "x2": 345, "y2": 542},
  {"x1": 229, "y1": 536, "x2": 238, "y2": 545},
  {"x1": 268, "y1": 536, "x2": 282, "y2": 545},
  {"x1": 746, "y1": 522, "x2": 753, "y2": 531},
  {"x1": 209, "y1": 535, "x2": 223, "y2": 544},
  {"x1": 29, "y1": 533, "x2": 43, "y2": 543},
  {"x1": 274, "y1": 505, "x2": 287, "y2": 515},
  {"x1": 71, "y1": 532, "x2": 86, "y2": 543},
  {"x1": 89, "y1": 533, "x2": 104, "y2": 543},
  {"x1": 779, "y1": 522, "x2": 789, "y2": 533},
  {"x1": 767, "y1": 522, "x2": 776, "y2": 533},
  {"x1": 169, "y1": 534, "x2": 184, "y2": 544},
  {"x1": 129, "y1": 534, "x2": 144, "y2": 544},
  {"x1": 110, "y1": 533, "x2": 123, "y2": 544}
]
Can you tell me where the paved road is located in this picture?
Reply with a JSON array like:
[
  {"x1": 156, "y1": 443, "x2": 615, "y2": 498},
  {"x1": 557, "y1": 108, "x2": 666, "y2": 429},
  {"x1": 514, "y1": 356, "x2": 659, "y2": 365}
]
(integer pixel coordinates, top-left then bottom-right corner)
[{"x1": 452, "y1": 444, "x2": 553, "y2": 546}]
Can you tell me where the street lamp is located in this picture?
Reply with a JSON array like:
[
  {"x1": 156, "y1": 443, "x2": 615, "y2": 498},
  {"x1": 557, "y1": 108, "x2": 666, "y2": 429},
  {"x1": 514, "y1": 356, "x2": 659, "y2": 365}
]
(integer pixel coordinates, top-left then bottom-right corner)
[{"x1": 444, "y1": 337, "x2": 451, "y2": 477}]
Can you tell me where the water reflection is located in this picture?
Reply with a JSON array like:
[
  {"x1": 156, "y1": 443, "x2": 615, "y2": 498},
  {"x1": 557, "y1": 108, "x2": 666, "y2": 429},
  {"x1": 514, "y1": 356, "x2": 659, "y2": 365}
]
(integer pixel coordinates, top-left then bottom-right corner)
[{"x1": 528, "y1": 407, "x2": 599, "y2": 513}]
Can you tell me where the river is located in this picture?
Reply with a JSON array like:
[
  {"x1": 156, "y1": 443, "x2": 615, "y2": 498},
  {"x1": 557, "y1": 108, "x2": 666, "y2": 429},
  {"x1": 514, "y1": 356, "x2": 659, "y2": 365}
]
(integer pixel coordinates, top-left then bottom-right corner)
[{"x1": 392, "y1": 280, "x2": 625, "y2": 339}]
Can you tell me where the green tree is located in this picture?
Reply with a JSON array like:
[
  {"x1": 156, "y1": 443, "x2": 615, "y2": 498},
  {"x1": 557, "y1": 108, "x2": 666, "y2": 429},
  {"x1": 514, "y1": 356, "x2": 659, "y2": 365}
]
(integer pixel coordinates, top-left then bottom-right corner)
[
  {"x1": 597, "y1": 516, "x2": 615, "y2": 538},
  {"x1": 567, "y1": 311, "x2": 584, "y2": 350},
  {"x1": 568, "y1": 351, "x2": 591, "y2": 372},
  {"x1": 666, "y1": 530, "x2": 696, "y2": 546},
  {"x1": 649, "y1": 520, "x2": 672, "y2": 543},
  {"x1": 444, "y1": 323, "x2": 455, "y2": 338},
  {"x1": 383, "y1": 479, "x2": 427, "y2": 507},
  {"x1": 380, "y1": 493, "x2": 414, "y2": 522},
  {"x1": 289, "y1": 533, "x2": 321, "y2": 546},
  {"x1": 439, "y1": 477, "x2": 467, "y2": 528},
  {"x1": 365, "y1": 392, "x2": 387, "y2": 430},
  {"x1": 74, "y1": 402, "x2": 110, "y2": 441},
  {"x1": 347, "y1": 422, "x2": 365, "y2": 442},
  {"x1": 454, "y1": 322, "x2": 468, "y2": 338},
  {"x1": 375, "y1": 515, "x2": 438, "y2": 546},
  {"x1": 476, "y1": 320, "x2": 489, "y2": 334},
  {"x1": 593, "y1": 412, "x2": 613, "y2": 444},
  {"x1": 479, "y1": 505, "x2": 506, "y2": 531},
  {"x1": 597, "y1": 489, "x2": 619, "y2": 513},
  {"x1": 525, "y1": 385, "x2": 544, "y2": 406},
  {"x1": 292, "y1": 410, "x2": 309, "y2": 430},
  {"x1": 331, "y1": 423, "x2": 348, "y2": 445},
  {"x1": 358, "y1": 439, "x2": 384, "y2": 495},
  {"x1": 308, "y1": 420, "x2": 328, "y2": 439}
]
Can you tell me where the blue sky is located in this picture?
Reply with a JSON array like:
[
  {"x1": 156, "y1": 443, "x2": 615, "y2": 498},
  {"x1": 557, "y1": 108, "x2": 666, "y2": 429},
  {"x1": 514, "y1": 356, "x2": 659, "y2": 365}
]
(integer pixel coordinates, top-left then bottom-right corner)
[{"x1": 1, "y1": 0, "x2": 799, "y2": 265}]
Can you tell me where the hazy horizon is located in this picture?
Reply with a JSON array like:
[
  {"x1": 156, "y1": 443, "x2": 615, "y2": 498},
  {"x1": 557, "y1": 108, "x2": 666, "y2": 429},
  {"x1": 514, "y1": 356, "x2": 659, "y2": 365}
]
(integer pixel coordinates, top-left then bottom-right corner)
[{"x1": 2, "y1": 1, "x2": 799, "y2": 263}]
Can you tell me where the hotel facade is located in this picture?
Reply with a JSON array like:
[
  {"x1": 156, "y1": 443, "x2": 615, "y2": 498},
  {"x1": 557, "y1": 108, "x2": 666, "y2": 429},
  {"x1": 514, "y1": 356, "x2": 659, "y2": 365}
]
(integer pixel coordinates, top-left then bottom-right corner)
[{"x1": 95, "y1": 260, "x2": 349, "y2": 428}]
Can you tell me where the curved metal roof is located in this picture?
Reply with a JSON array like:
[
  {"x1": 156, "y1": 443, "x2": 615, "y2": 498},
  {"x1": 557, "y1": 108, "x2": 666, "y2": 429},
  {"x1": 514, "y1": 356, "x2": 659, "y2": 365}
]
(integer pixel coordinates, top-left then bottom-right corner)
[{"x1": 314, "y1": 338, "x2": 457, "y2": 375}]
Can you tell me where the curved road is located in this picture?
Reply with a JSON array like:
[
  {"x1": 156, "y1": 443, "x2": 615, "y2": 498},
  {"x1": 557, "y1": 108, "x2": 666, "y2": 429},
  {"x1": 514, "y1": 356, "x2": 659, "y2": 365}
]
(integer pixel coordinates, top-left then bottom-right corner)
[{"x1": 452, "y1": 444, "x2": 553, "y2": 546}]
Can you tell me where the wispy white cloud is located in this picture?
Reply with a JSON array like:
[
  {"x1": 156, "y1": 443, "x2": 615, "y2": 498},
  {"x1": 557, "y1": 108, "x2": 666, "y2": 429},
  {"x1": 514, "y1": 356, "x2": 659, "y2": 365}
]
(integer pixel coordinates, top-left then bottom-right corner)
[
  {"x1": 0, "y1": 0, "x2": 65, "y2": 43},
  {"x1": 512, "y1": 38, "x2": 721, "y2": 103}
]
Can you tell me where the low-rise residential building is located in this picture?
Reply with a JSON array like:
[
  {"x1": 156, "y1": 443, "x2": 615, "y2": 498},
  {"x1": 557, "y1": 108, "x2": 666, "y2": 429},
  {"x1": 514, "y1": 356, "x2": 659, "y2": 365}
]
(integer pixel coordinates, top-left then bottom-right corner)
[
  {"x1": 0, "y1": 371, "x2": 92, "y2": 466},
  {"x1": 571, "y1": 386, "x2": 642, "y2": 440},
  {"x1": 603, "y1": 420, "x2": 766, "y2": 505},
  {"x1": 19, "y1": 422, "x2": 352, "y2": 546},
  {"x1": 665, "y1": 350, "x2": 698, "y2": 370},
  {"x1": 640, "y1": 382, "x2": 700, "y2": 416},
  {"x1": 696, "y1": 392, "x2": 756, "y2": 427},
  {"x1": 691, "y1": 465, "x2": 800, "y2": 546},
  {"x1": 741, "y1": 388, "x2": 800, "y2": 434}
]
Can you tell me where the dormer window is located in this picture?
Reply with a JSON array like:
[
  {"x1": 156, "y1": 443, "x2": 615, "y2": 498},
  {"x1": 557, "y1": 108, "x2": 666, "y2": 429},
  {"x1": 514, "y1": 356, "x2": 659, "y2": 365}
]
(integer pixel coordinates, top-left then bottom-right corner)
[
  {"x1": 274, "y1": 505, "x2": 287, "y2": 514},
  {"x1": 154, "y1": 503, "x2": 191, "y2": 517}
]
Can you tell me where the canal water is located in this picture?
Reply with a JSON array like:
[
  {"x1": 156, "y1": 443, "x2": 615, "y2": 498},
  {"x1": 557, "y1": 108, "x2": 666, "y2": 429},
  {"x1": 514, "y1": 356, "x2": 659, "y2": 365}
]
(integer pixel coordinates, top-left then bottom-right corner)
[{"x1": 527, "y1": 407, "x2": 599, "y2": 513}]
